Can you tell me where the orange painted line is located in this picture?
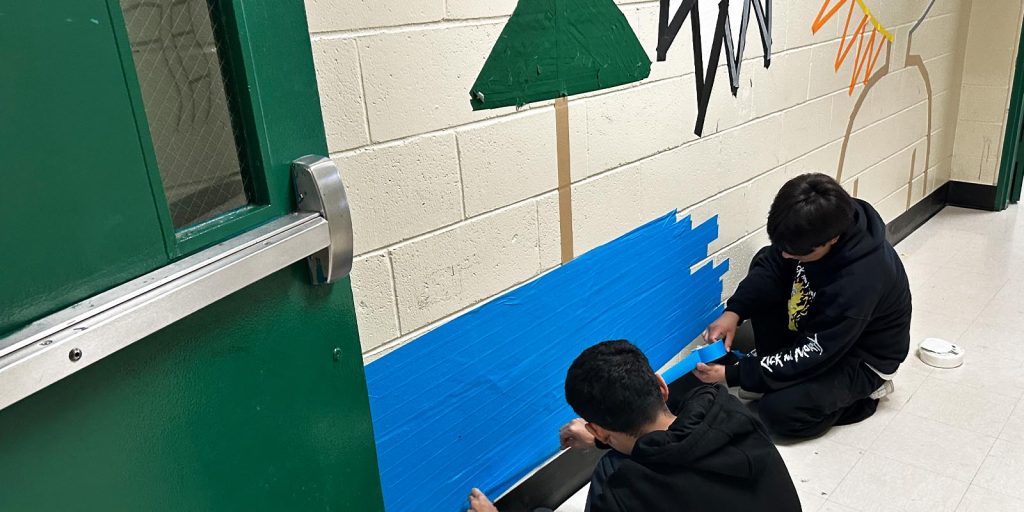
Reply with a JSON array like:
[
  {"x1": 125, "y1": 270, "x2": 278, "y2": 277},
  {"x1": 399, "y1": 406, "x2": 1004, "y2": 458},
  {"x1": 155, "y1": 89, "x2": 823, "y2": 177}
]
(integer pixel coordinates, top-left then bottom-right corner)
[
  {"x1": 836, "y1": 12, "x2": 869, "y2": 72},
  {"x1": 812, "y1": 0, "x2": 848, "y2": 34},
  {"x1": 814, "y1": 0, "x2": 894, "y2": 95},
  {"x1": 848, "y1": 27, "x2": 875, "y2": 95},
  {"x1": 864, "y1": 34, "x2": 886, "y2": 86}
]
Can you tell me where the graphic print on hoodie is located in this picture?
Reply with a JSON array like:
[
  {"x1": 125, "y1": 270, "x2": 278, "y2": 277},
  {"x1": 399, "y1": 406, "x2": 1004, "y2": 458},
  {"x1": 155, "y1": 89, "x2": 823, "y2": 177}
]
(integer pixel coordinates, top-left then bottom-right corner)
[
  {"x1": 723, "y1": 199, "x2": 912, "y2": 392},
  {"x1": 590, "y1": 385, "x2": 801, "y2": 512},
  {"x1": 787, "y1": 265, "x2": 815, "y2": 331}
]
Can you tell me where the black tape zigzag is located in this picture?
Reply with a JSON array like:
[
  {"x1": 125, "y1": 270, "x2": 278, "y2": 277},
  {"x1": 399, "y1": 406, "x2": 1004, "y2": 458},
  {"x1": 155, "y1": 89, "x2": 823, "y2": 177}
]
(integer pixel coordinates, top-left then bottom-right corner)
[{"x1": 657, "y1": 0, "x2": 772, "y2": 136}]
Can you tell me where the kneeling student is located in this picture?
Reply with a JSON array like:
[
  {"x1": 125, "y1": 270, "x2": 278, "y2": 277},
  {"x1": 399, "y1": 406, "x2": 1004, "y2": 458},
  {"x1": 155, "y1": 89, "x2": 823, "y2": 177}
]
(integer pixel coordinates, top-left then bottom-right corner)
[
  {"x1": 696, "y1": 173, "x2": 911, "y2": 438},
  {"x1": 469, "y1": 340, "x2": 800, "y2": 512}
]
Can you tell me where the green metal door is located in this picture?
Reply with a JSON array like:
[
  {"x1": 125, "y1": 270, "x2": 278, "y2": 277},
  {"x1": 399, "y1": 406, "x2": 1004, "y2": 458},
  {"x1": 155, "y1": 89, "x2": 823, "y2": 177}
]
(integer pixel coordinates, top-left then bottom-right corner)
[
  {"x1": 997, "y1": 15, "x2": 1024, "y2": 208},
  {"x1": 0, "y1": 1, "x2": 384, "y2": 510}
]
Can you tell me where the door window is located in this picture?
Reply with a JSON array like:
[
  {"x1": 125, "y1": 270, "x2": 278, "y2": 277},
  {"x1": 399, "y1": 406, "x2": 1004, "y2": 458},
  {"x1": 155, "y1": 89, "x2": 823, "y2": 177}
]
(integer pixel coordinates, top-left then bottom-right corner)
[{"x1": 120, "y1": 0, "x2": 252, "y2": 228}]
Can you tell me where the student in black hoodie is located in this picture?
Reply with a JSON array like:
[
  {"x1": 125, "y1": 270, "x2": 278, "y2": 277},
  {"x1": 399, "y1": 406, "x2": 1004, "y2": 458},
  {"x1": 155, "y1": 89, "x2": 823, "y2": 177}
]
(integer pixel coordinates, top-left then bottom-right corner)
[
  {"x1": 693, "y1": 173, "x2": 912, "y2": 439},
  {"x1": 467, "y1": 340, "x2": 801, "y2": 512}
]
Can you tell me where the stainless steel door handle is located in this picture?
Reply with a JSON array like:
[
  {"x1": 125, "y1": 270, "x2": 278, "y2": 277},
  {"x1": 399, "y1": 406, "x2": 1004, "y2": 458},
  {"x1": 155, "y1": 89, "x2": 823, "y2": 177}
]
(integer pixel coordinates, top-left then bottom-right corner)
[{"x1": 292, "y1": 155, "x2": 354, "y2": 285}]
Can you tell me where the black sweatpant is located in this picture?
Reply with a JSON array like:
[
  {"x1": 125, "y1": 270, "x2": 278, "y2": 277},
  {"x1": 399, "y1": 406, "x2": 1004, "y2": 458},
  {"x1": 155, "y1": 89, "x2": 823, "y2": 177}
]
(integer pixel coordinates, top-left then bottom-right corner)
[{"x1": 744, "y1": 248, "x2": 884, "y2": 439}]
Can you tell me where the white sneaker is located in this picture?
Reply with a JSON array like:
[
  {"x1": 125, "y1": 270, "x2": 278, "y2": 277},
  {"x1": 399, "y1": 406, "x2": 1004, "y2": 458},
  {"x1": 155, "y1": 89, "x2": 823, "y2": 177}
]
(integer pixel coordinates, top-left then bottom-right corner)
[{"x1": 869, "y1": 380, "x2": 895, "y2": 400}]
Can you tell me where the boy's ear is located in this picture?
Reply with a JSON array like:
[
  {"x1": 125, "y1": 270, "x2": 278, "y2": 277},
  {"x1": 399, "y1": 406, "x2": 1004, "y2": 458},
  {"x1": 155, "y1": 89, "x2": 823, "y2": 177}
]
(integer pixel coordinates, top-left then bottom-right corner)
[
  {"x1": 587, "y1": 422, "x2": 613, "y2": 443},
  {"x1": 657, "y1": 374, "x2": 669, "y2": 402}
]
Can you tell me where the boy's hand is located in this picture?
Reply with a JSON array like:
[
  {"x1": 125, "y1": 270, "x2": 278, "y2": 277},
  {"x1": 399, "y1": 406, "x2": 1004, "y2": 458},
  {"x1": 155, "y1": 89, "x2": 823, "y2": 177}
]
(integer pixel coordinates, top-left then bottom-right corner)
[
  {"x1": 467, "y1": 488, "x2": 498, "y2": 512},
  {"x1": 559, "y1": 418, "x2": 596, "y2": 450},
  {"x1": 693, "y1": 363, "x2": 726, "y2": 384},
  {"x1": 703, "y1": 311, "x2": 741, "y2": 350}
]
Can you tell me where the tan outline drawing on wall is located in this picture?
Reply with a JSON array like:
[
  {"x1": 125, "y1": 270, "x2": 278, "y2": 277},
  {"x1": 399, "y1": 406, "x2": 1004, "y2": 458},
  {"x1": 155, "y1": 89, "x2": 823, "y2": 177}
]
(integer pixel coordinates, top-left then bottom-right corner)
[{"x1": 831, "y1": 1, "x2": 937, "y2": 202}]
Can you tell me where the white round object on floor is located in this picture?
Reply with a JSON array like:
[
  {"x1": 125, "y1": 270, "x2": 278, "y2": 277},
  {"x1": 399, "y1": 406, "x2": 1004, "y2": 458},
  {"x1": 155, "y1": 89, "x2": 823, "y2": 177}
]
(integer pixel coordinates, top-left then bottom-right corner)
[{"x1": 917, "y1": 338, "x2": 965, "y2": 369}]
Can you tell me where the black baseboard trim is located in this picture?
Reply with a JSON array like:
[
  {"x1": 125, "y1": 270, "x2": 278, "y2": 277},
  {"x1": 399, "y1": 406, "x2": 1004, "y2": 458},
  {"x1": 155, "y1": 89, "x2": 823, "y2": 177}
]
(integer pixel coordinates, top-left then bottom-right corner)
[
  {"x1": 946, "y1": 181, "x2": 998, "y2": 211},
  {"x1": 886, "y1": 182, "x2": 948, "y2": 246},
  {"x1": 494, "y1": 447, "x2": 604, "y2": 512}
]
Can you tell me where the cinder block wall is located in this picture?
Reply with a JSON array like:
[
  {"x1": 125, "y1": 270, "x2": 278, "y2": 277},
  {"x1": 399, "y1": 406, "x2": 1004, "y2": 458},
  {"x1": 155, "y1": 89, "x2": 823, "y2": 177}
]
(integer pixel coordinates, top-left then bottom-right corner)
[
  {"x1": 302, "y1": 0, "x2": 998, "y2": 359},
  {"x1": 952, "y1": 0, "x2": 1024, "y2": 185}
]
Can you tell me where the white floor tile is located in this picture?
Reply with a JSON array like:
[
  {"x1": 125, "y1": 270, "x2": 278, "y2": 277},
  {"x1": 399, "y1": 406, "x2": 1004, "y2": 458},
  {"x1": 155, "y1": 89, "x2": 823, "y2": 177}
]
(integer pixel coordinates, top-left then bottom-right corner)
[
  {"x1": 869, "y1": 410, "x2": 995, "y2": 482},
  {"x1": 912, "y1": 225, "x2": 1020, "y2": 278},
  {"x1": 898, "y1": 231, "x2": 966, "y2": 269},
  {"x1": 998, "y1": 396, "x2": 1024, "y2": 442},
  {"x1": 819, "y1": 501, "x2": 860, "y2": 512},
  {"x1": 826, "y1": 367, "x2": 927, "y2": 450},
  {"x1": 972, "y1": 439, "x2": 1024, "y2": 500},
  {"x1": 954, "y1": 321, "x2": 1024, "y2": 365},
  {"x1": 911, "y1": 269, "x2": 1006, "y2": 321},
  {"x1": 884, "y1": 365, "x2": 931, "y2": 408},
  {"x1": 902, "y1": 377, "x2": 1016, "y2": 437},
  {"x1": 776, "y1": 437, "x2": 864, "y2": 499},
  {"x1": 972, "y1": 288, "x2": 1024, "y2": 330},
  {"x1": 921, "y1": 207, "x2": 1023, "y2": 239},
  {"x1": 554, "y1": 484, "x2": 588, "y2": 512},
  {"x1": 929, "y1": 362, "x2": 1024, "y2": 401},
  {"x1": 923, "y1": 320, "x2": 1024, "y2": 400},
  {"x1": 827, "y1": 403, "x2": 898, "y2": 451},
  {"x1": 829, "y1": 452, "x2": 969, "y2": 512},
  {"x1": 954, "y1": 485, "x2": 1024, "y2": 511},
  {"x1": 947, "y1": 246, "x2": 1021, "y2": 278},
  {"x1": 797, "y1": 487, "x2": 827, "y2": 512},
  {"x1": 901, "y1": 263, "x2": 940, "y2": 292}
]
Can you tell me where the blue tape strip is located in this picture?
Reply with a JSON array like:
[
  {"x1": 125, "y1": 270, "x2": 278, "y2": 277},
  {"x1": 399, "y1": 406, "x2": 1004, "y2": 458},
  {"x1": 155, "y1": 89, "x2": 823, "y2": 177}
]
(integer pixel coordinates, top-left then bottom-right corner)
[
  {"x1": 365, "y1": 212, "x2": 729, "y2": 512},
  {"x1": 660, "y1": 340, "x2": 729, "y2": 384}
]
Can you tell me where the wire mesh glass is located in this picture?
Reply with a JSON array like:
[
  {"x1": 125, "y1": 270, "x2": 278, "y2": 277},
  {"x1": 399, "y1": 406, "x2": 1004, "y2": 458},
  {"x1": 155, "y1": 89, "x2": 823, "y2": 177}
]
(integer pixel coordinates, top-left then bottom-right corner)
[{"x1": 120, "y1": 0, "x2": 251, "y2": 229}]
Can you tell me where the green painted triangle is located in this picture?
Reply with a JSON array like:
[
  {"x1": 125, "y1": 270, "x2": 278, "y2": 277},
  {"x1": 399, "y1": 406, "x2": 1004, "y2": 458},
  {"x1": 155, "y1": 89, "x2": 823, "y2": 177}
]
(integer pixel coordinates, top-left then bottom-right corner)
[{"x1": 470, "y1": 0, "x2": 652, "y2": 110}]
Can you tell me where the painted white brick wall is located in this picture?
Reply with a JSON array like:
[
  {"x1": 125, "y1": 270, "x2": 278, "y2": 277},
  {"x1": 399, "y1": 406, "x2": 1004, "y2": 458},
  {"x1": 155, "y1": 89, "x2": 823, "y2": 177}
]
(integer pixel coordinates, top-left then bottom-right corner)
[
  {"x1": 312, "y1": 39, "x2": 369, "y2": 151},
  {"x1": 583, "y1": 78, "x2": 696, "y2": 177},
  {"x1": 952, "y1": 0, "x2": 1024, "y2": 184},
  {"x1": 302, "y1": 0, "x2": 982, "y2": 358},
  {"x1": 456, "y1": 108, "x2": 576, "y2": 216},
  {"x1": 335, "y1": 133, "x2": 462, "y2": 254},
  {"x1": 306, "y1": 0, "x2": 443, "y2": 33},
  {"x1": 389, "y1": 200, "x2": 541, "y2": 332},
  {"x1": 445, "y1": 0, "x2": 519, "y2": 20},
  {"x1": 358, "y1": 22, "x2": 508, "y2": 142},
  {"x1": 350, "y1": 252, "x2": 400, "y2": 350},
  {"x1": 572, "y1": 162, "x2": 645, "y2": 255},
  {"x1": 537, "y1": 192, "x2": 563, "y2": 271}
]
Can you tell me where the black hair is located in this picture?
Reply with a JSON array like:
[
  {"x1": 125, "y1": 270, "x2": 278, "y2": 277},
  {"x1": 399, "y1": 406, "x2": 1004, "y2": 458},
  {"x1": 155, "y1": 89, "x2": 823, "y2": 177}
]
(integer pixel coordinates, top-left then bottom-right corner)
[
  {"x1": 767, "y1": 173, "x2": 855, "y2": 255},
  {"x1": 564, "y1": 340, "x2": 667, "y2": 436}
]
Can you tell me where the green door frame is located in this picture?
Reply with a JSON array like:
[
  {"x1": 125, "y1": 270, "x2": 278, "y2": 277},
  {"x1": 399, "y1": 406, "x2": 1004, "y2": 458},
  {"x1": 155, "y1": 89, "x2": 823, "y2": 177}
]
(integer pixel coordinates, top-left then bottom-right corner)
[{"x1": 995, "y1": 16, "x2": 1024, "y2": 209}]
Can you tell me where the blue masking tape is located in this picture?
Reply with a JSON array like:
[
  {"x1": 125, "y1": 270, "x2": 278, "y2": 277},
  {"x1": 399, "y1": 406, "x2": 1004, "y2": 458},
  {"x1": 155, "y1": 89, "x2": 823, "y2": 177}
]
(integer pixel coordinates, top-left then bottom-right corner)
[
  {"x1": 660, "y1": 340, "x2": 729, "y2": 384},
  {"x1": 365, "y1": 211, "x2": 729, "y2": 512}
]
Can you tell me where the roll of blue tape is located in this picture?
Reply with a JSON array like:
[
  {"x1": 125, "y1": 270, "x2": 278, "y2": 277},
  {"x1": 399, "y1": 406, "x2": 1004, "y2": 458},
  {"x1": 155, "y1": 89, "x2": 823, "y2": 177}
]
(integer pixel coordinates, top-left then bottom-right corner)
[{"x1": 660, "y1": 340, "x2": 729, "y2": 383}]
